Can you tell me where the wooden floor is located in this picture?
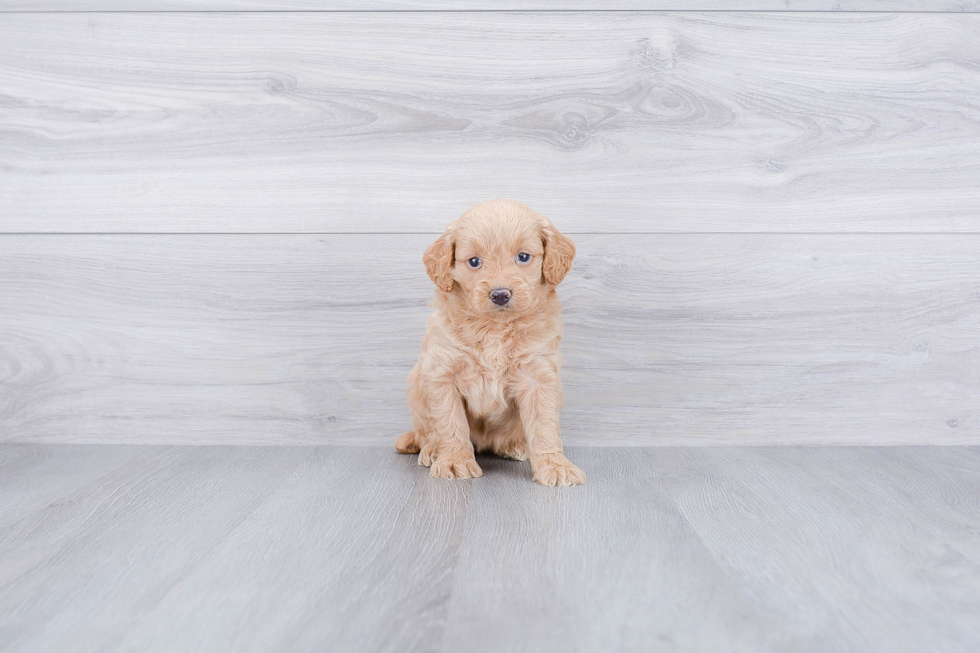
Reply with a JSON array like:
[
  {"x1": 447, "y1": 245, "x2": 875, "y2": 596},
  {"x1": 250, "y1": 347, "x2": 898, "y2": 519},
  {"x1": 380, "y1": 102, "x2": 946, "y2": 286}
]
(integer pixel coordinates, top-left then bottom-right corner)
[{"x1": 2, "y1": 444, "x2": 978, "y2": 653}]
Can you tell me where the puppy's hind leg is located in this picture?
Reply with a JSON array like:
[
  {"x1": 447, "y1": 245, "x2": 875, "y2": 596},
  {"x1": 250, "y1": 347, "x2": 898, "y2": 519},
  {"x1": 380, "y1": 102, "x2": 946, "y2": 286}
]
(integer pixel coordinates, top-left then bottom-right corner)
[
  {"x1": 394, "y1": 431, "x2": 420, "y2": 454},
  {"x1": 481, "y1": 409, "x2": 529, "y2": 461},
  {"x1": 396, "y1": 430, "x2": 437, "y2": 466}
]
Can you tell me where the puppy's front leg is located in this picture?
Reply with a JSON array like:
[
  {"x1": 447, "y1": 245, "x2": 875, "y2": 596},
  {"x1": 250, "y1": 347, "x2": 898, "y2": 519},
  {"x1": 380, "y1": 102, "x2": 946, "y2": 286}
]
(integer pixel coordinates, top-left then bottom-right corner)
[
  {"x1": 515, "y1": 370, "x2": 586, "y2": 486},
  {"x1": 428, "y1": 381, "x2": 482, "y2": 480}
]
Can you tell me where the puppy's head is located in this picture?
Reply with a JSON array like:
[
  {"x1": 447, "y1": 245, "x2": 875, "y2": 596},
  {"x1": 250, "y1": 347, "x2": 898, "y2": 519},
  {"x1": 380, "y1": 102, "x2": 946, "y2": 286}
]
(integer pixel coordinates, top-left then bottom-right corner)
[{"x1": 423, "y1": 199, "x2": 575, "y2": 317}]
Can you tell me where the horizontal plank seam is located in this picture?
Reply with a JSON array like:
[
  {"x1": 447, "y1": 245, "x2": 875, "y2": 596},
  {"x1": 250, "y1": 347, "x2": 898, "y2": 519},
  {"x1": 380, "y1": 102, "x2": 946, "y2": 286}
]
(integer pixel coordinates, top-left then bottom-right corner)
[
  {"x1": 2, "y1": 442, "x2": 976, "y2": 449},
  {"x1": 3, "y1": 232, "x2": 980, "y2": 236},
  {"x1": 1, "y1": 9, "x2": 978, "y2": 13}
]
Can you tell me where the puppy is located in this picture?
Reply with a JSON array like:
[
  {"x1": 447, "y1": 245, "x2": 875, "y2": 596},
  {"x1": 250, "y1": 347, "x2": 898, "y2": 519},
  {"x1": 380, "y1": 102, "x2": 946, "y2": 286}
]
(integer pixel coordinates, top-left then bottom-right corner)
[{"x1": 395, "y1": 199, "x2": 586, "y2": 486}]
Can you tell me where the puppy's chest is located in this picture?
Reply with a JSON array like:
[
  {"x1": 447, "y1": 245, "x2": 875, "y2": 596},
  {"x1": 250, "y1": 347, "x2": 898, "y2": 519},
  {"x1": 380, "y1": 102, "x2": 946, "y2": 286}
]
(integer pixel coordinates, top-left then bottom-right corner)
[{"x1": 457, "y1": 346, "x2": 524, "y2": 418}]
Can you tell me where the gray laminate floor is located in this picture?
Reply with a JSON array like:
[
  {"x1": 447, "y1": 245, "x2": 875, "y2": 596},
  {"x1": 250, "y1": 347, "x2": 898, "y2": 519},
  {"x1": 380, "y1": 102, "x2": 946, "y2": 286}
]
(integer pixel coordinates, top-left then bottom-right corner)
[{"x1": 1, "y1": 444, "x2": 978, "y2": 653}]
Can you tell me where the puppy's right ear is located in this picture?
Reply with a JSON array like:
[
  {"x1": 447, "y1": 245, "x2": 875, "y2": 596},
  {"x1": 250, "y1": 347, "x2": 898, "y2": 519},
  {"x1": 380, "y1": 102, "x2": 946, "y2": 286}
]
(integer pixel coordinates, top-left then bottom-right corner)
[
  {"x1": 423, "y1": 227, "x2": 456, "y2": 293},
  {"x1": 541, "y1": 220, "x2": 575, "y2": 287}
]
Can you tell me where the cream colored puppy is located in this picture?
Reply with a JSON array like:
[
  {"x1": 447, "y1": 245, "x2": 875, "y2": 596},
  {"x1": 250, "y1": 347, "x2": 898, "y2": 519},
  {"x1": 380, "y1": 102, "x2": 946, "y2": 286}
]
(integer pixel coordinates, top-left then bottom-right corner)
[{"x1": 395, "y1": 199, "x2": 586, "y2": 486}]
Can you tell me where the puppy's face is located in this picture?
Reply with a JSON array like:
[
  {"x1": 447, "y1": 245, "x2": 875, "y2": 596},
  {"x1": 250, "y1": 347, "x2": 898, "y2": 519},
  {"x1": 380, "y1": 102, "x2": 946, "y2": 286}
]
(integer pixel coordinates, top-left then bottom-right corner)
[{"x1": 423, "y1": 200, "x2": 575, "y2": 317}]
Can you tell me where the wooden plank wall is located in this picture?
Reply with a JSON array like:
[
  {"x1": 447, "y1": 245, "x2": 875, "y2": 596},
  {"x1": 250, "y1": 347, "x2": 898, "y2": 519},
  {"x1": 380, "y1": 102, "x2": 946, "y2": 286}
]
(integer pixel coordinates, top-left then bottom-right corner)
[
  {"x1": 4, "y1": 13, "x2": 980, "y2": 233},
  {"x1": 2, "y1": 2, "x2": 979, "y2": 11},
  {"x1": 1, "y1": 6, "x2": 978, "y2": 445}
]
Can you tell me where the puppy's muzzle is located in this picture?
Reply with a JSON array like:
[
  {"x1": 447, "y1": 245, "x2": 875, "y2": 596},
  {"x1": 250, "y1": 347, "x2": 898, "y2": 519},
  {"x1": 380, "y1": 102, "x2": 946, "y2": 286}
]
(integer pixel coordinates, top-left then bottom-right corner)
[{"x1": 489, "y1": 288, "x2": 512, "y2": 306}]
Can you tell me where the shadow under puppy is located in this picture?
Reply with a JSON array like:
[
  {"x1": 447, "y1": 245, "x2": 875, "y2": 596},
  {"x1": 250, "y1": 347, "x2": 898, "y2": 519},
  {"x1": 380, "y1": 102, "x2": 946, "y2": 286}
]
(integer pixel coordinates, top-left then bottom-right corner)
[{"x1": 395, "y1": 199, "x2": 586, "y2": 486}]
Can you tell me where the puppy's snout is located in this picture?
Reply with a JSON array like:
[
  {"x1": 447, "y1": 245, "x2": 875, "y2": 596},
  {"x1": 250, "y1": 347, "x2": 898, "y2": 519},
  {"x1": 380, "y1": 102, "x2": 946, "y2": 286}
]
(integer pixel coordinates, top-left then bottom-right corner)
[{"x1": 489, "y1": 288, "x2": 512, "y2": 306}]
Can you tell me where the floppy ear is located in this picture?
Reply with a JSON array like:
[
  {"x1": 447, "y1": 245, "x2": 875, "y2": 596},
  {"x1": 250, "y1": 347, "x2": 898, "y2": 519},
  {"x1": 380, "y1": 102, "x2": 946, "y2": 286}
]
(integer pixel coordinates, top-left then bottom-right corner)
[
  {"x1": 423, "y1": 228, "x2": 456, "y2": 292},
  {"x1": 541, "y1": 221, "x2": 575, "y2": 286}
]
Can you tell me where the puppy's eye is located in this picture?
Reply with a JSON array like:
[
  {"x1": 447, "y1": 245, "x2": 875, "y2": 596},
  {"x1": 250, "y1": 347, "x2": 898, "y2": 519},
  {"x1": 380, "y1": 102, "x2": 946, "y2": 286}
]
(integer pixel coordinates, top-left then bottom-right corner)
[
  {"x1": 516, "y1": 252, "x2": 531, "y2": 264},
  {"x1": 467, "y1": 257, "x2": 482, "y2": 269}
]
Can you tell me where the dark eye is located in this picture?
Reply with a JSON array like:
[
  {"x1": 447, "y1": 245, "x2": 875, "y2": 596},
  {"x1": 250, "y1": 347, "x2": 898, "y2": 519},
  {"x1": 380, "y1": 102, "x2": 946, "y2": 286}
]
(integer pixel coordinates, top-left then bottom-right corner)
[
  {"x1": 517, "y1": 252, "x2": 531, "y2": 264},
  {"x1": 467, "y1": 257, "x2": 482, "y2": 269}
]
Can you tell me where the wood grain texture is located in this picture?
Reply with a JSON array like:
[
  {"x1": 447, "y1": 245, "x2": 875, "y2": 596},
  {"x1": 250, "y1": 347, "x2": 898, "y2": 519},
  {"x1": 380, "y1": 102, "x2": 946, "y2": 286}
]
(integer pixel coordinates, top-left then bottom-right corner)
[
  {"x1": 2, "y1": 1, "x2": 978, "y2": 11},
  {"x1": 2, "y1": 13, "x2": 980, "y2": 233},
  {"x1": 1, "y1": 234, "x2": 977, "y2": 445},
  {"x1": 0, "y1": 445, "x2": 469, "y2": 653},
  {"x1": 2, "y1": 444, "x2": 979, "y2": 652},
  {"x1": 444, "y1": 446, "x2": 980, "y2": 653},
  {"x1": 0, "y1": 444, "x2": 150, "y2": 526}
]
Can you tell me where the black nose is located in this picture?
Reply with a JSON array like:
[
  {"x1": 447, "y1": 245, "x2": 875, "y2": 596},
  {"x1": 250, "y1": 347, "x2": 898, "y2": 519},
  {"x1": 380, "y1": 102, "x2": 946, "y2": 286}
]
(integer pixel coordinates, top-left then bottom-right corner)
[{"x1": 490, "y1": 288, "x2": 512, "y2": 306}]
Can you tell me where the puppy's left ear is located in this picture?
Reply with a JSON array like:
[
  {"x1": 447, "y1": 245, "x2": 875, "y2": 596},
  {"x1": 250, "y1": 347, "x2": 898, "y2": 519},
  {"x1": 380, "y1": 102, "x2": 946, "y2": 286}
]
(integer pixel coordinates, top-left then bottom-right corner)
[
  {"x1": 423, "y1": 227, "x2": 456, "y2": 293},
  {"x1": 541, "y1": 220, "x2": 575, "y2": 286}
]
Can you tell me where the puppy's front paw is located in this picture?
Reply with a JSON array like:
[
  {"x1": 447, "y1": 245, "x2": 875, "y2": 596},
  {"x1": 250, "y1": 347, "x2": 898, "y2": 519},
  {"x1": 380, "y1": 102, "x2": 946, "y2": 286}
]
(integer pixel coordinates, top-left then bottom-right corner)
[
  {"x1": 430, "y1": 454, "x2": 483, "y2": 480},
  {"x1": 532, "y1": 454, "x2": 587, "y2": 486}
]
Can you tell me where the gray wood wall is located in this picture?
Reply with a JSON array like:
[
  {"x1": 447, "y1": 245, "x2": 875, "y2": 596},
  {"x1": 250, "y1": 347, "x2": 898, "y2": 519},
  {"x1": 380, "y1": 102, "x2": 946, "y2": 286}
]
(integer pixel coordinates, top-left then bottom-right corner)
[{"x1": 1, "y1": 5, "x2": 978, "y2": 445}]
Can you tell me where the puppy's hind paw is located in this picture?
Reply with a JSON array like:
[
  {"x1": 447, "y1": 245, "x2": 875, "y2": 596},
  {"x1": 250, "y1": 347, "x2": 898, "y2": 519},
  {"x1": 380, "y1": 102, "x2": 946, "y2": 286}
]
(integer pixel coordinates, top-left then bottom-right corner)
[
  {"x1": 430, "y1": 455, "x2": 483, "y2": 480},
  {"x1": 417, "y1": 443, "x2": 436, "y2": 467},
  {"x1": 394, "y1": 431, "x2": 420, "y2": 454},
  {"x1": 532, "y1": 454, "x2": 587, "y2": 487},
  {"x1": 494, "y1": 443, "x2": 530, "y2": 461}
]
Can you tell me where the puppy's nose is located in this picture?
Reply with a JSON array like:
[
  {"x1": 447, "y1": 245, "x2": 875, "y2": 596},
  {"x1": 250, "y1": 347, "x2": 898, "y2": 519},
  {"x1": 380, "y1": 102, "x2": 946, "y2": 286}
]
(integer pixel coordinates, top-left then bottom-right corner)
[{"x1": 489, "y1": 288, "x2": 512, "y2": 306}]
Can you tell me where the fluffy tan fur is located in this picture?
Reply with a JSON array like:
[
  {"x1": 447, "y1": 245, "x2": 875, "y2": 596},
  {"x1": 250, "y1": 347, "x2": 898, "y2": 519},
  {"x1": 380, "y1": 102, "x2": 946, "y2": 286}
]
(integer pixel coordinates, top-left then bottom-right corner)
[{"x1": 395, "y1": 199, "x2": 586, "y2": 486}]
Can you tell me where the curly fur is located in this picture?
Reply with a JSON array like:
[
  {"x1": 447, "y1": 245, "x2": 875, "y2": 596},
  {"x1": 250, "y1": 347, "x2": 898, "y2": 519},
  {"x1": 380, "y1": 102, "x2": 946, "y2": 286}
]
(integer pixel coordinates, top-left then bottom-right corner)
[{"x1": 395, "y1": 199, "x2": 586, "y2": 486}]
